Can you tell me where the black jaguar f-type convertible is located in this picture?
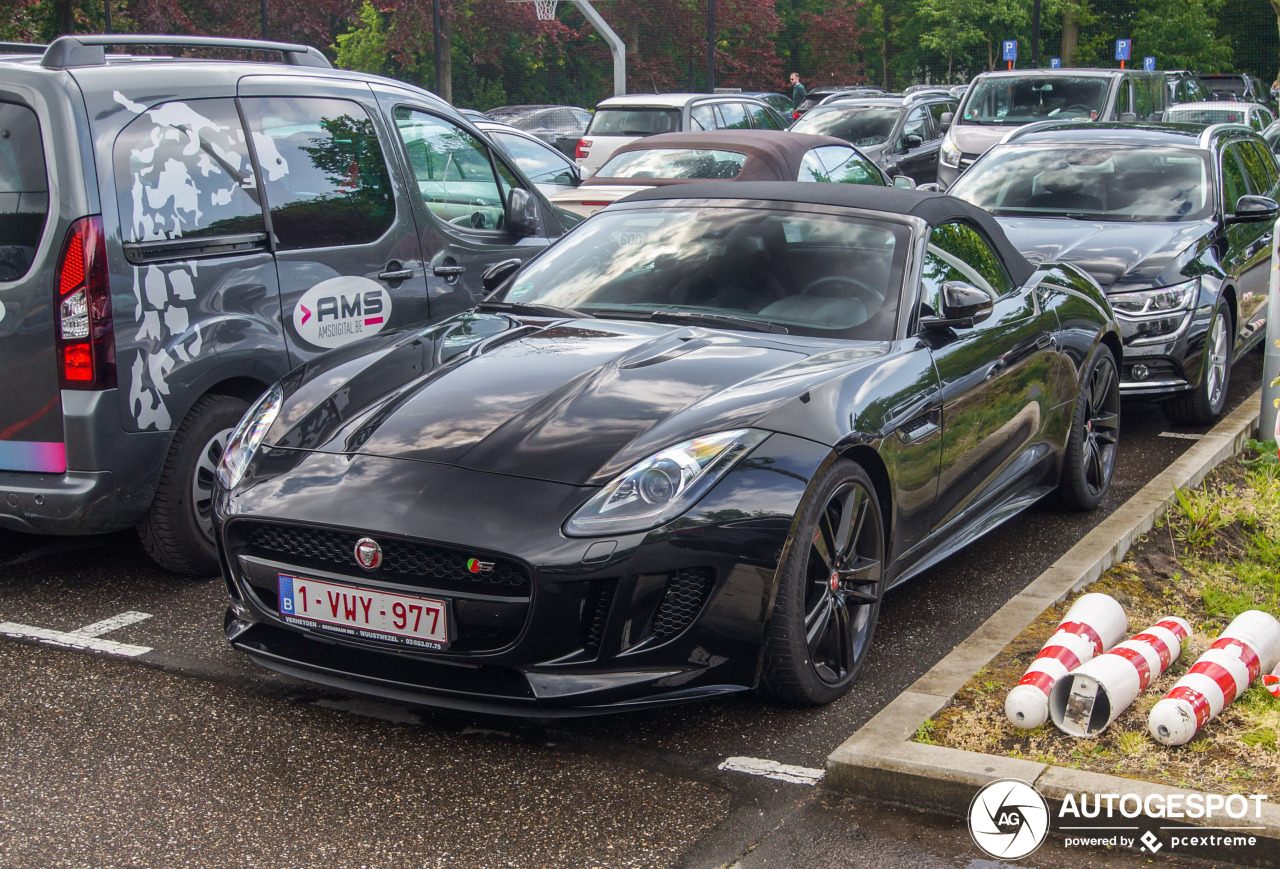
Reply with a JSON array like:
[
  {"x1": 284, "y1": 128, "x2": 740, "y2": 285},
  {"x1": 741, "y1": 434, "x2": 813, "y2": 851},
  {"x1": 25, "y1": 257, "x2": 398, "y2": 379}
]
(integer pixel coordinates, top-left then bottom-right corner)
[{"x1": 216, "y1": 183, "x2": 1122, "y2": 715}]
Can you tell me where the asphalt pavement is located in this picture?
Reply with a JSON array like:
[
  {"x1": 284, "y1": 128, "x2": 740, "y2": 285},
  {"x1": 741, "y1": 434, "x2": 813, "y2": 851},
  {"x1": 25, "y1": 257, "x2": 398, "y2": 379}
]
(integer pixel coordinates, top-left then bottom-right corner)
[{"x1": 0, "y1": 349, "x2": 1264, "y2": 869}]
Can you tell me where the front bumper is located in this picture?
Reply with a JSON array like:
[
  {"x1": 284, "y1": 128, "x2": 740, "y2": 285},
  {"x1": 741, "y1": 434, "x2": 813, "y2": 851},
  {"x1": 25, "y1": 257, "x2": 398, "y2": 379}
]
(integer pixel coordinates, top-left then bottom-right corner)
[
  {"x1": 219, "y1": 435, "x2": 828, "y2": 714},
  {"x1": 1115, "y1": 304, "x2": 1209, "y2": 399}
]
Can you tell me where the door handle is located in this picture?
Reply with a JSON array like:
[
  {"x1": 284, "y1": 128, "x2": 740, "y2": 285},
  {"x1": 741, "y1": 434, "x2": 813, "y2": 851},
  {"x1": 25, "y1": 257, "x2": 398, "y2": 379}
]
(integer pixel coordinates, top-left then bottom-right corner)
[
  {"x1": 378, "y1": 268, "x2": 415, "y2": 282},
  {"x1": 433, "y1": 265, "x2": 466, "y2": 277}
]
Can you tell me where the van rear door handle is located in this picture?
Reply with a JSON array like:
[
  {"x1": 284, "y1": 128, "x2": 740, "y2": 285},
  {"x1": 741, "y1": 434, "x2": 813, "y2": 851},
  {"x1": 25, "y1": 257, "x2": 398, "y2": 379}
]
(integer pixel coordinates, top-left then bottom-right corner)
[{"x1": 378, "y1": 268, "x2": 414, "y2": 282}]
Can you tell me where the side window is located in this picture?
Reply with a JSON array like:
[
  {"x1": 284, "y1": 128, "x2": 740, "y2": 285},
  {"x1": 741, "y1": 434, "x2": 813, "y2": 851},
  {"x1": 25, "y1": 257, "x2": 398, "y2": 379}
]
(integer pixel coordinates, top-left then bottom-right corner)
[
  {"x1": 491, "y1": 131, "x2": 574, "y2": 185},
  {"x1": 393, "y1": 108, "x2": 506, "y2": 229},
  {"x1": 1114, "y1": 81, "x2": 1131, "y2": 116},
  {"x1": 927, "y1": 222, "x2": 1013, "y2": 298},
  {"x1": 0, "y1": 102, "x2": 48, "y2": 281},
  {"x1": 798, "y1": 146, "x2": 881, "y2": 185},
  {"x1": 691, "y1": 104, "x2": 717, "y2": 131},
  {"x1": 242, "y1": 97, "x2": 395, "y2": 251},
  {"x1": 1134, "y1": 78, "x2": 1155, "y2": 121},
  {"x1": 926, "y1": 102, "x2": 953, "y2": 140},
  {"x1": 1238, "y1": 140, "x2": 1277, "y2": 195},
  {"x1": 901, "y1": 108, "x2": 928, "y2": 145},
  {"x1": 717, "y1": 102, "x2": 750, "y2": 130},
  {"x1": 747, "y1": 103, "x2": 781, "y2": 130},
  {"x1": 114, "y1": 98, "x2": 264, "y2": 245},
  {"x1": 1221, "y1": 145, "x2": 1249, "y2": 212}
]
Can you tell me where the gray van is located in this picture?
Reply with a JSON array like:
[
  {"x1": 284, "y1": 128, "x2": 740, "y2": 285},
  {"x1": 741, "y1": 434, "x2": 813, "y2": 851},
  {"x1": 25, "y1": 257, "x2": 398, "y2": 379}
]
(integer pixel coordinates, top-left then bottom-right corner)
[
  {"x1": 937, "y1": 68, "x2": 1167, "y2": 187},
  {"x1": 0, "y1": 35, "x2": 570, "y2": 573}
]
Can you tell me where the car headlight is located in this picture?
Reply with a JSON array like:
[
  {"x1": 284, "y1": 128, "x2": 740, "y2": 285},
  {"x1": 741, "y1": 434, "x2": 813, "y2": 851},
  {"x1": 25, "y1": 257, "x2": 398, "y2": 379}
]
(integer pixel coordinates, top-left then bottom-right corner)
[
  {"x1": 940, "y1": 137, "x2": 961, "y2": 168},
  {"x1": 564, "y1": 429, "x2": 769, "y2": 536},
  {"x1": 1109, "y1": 279, "x2": 1199, "y2": 317},
  {"x1": 216, "y1": 382, "x2": 284, "y2": 491}
]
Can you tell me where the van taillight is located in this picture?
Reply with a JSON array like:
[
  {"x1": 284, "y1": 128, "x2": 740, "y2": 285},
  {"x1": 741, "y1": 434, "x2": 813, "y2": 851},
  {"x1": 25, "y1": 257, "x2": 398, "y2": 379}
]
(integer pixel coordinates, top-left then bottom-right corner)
[
  {"x1": 575, "y1": 138, "x2": 591, "y2": 159},
  {"x1": 55, "y1": 216, "x2": 115, "y2": 390}
]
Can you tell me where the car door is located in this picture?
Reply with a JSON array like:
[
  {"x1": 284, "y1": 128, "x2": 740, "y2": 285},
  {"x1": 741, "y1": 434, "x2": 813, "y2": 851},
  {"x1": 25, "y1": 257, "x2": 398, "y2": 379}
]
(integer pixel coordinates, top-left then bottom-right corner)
[
  {"x1": 375, "y1": 91, "x2": 554, "y2": 321},
  {"x1": 1227, "y1": 139, "x2": 1276, "y2": 344},
  {"x1": 920, "y1": 221, "x2": 1060, "y2": 536},
  {"x1": 893, "y1": 107, "x2": 935, "y2": 183},
  {"x1": 238, "y1": 81, "x2": 428, "y2": 366}
]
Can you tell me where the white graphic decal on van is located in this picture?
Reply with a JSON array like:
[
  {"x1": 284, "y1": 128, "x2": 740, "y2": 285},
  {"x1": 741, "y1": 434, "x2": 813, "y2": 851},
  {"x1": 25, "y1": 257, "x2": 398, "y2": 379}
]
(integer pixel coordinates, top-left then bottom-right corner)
[
  {"x1": 293, "y1": 277, "x2": 392, "y2": 350},
  {"x1": 113, "y1": 91, "x2": 146, "y2": 114},
  {"x1": 128, "y1": 263, "x2": 206, "y2": 431}
]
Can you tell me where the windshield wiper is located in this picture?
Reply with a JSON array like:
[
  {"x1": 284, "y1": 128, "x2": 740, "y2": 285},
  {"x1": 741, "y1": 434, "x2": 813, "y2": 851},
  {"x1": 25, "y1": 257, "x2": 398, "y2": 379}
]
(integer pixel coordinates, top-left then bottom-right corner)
[
  {"x1": 475, "y1": 300, "x2": 590, "y2": 318},
  {"x1": 646, "y1": 310, "x2": 788, "y2": 334}
]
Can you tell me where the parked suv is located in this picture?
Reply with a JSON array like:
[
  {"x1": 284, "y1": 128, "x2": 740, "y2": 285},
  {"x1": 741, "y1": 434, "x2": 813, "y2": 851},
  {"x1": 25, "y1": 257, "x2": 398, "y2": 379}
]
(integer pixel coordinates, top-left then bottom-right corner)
[
  {"x1": 574, "y1": 93, "x2": 788, "y2": 175},
  {"x1": 937, "y1": 68, "x2": 1167, "y2": 187},
  {"x1": 1197, "y1": 73, "x2": 1272, "y2": 107},
  {"x1": 789, "y1": 92, "x2": 958, "y2": 184},
  {"x1": 0, "y1": 35, "x2": 571, "y2": 573}
]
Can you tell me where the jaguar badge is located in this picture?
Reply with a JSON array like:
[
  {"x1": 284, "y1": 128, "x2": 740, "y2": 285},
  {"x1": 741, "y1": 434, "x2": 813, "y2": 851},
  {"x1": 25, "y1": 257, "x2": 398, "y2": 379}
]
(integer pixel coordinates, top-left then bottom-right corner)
[{"x1": 354, "y1": 537, "x2": 383, "y2": 570}]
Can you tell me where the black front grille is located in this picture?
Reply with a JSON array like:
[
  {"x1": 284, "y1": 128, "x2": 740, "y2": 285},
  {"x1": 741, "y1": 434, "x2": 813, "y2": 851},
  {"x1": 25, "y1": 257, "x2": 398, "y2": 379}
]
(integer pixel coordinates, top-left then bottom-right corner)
[
  {"x1": 234, "y1": 521, "x2": 530, "y2": 593},
  {"x1": 652, "y1": 568, "x2": 715, "y2": 639}
]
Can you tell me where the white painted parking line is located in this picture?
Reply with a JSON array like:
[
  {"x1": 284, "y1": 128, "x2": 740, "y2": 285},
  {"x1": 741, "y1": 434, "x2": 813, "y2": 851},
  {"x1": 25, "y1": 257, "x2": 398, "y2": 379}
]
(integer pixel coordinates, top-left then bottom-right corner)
[
  {"x1": 718, "y1": 756, "x2": 825, "y2": 785},
  {"x1": 0, "y1": 611, "x2": 153, "y2": 657},
  {"x1": 1159, "y1": 432, "x2": 1205, "y2": 440}
]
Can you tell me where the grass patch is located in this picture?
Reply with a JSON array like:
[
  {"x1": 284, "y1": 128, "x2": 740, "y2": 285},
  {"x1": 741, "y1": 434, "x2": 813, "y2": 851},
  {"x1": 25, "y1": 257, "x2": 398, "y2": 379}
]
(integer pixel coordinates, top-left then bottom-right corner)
[{"x1": 921, "y1": 440, "x2": 1280, "y2": 795}]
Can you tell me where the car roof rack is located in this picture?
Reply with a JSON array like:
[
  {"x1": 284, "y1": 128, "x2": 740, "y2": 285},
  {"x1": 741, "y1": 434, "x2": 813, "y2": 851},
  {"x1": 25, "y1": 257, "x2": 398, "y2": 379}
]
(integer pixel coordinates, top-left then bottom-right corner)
[
  {"x1": 0, "y1": 41, "x2": 47, "y2": 54},
  {"x1": 40, "y1": 34, "x2": 331, "y2": 70},
  {"x1": 1199, "y1": 122, "x2": 1254, "y2": 147}
]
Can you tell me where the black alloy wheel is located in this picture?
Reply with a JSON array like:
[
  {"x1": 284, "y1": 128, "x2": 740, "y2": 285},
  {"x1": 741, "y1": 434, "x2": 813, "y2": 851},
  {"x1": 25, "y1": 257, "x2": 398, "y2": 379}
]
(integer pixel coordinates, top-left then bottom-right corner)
[
  {"x1": 762, "y1": 459, "x2": 885, "y2": 705},
  {"x1": 1059, "y1": 345, "x2": 1120, "y2": 510}
]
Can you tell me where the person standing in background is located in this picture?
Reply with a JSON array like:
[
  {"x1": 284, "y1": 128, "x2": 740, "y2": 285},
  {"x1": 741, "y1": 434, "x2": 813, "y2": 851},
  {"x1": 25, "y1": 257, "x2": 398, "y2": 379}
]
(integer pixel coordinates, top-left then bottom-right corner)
[{"x1": 790, "y1": 72, "x2": 807, "y2": 113}]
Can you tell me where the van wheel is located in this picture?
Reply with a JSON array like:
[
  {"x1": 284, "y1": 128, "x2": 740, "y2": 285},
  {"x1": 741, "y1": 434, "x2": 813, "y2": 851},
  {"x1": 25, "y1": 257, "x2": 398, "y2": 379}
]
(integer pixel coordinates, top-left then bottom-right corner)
[{"x1": 138, "y1": 394, "x2": 248, "y2": 575}]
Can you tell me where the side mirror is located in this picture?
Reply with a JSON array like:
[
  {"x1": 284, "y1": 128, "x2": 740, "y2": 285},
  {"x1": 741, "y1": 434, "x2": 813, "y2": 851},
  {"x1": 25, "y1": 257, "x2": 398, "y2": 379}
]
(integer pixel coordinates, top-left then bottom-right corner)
[
  {"x1": 1229, "y1": 194, "x2": 1280, "y2": 223},
  {"x1": 506, "y1": 187, "x2": 540, "y2": 237},
  {"x1": 892, "y1": 175, "x2": 916, "y2": 189},
  {"x1": 482, "y1": 258, "x2": 523, "y2": 293},
  {"x1": 902, "y1": 133, "x2": 924, "y2": 150},
  {"x1": 939, "y1": 111, "x2": 953, "y2": 130},
  {"x1": 917, "y1": 182, "x2": 942, "y2": 193},
  {"x1": 918, "y1": 281, "x2": 994, "y2": 330}
]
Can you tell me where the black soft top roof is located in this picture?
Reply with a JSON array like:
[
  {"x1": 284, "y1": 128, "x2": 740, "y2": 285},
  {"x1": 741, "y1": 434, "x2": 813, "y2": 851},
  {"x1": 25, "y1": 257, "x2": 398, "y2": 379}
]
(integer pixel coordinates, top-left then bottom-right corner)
[{"x1": 620, "y1": 182, "x2": 1035, "y2": 285}]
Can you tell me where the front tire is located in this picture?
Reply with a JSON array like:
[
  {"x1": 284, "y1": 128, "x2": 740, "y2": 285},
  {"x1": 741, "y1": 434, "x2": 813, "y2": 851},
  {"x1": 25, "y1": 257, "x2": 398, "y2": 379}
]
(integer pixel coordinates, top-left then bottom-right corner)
[
  {"x1": 761, "y1": 459, "x2": 885, "y2": 705},
  {"x1": 1165, "y1": 300, "x2": 1232, "y2": 426},
  {"x1": 138, "y1": 394, "x2": 248, "y2": 575},
  {"x1": 1058, "y1": 345, "x2": 1120, "y2": 511}
]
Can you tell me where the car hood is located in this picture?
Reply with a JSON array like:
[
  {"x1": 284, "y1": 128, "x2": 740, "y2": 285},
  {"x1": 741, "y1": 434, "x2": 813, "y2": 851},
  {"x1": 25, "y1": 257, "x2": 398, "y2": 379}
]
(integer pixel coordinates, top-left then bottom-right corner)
[
  {"x1": 264, "y1": 314, "x2": 889, "y2": 486},
  {"x1": 949, "y1": 123, "x2": 1013, "y2": 157},
  {"x1": 993, "y1": 217, "x2": 1210, "y2": 292}
]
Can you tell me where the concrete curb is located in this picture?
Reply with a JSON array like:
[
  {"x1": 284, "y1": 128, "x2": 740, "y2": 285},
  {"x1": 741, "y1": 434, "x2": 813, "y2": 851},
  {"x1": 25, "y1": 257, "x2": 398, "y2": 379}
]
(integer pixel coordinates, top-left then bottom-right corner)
[{"x1": 826, "y1": 390, "x2": 1278, "y2": 865}]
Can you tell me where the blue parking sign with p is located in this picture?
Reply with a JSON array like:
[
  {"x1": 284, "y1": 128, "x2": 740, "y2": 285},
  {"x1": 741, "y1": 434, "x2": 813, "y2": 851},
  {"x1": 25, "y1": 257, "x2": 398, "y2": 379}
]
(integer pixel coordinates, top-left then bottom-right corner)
[
  {"x1": 1115, "y1": 39, "x2": 1131, "y2": 61},
  {"x1": 1143, "y1": 56, "x2": 1156, "y2": 71},
  {"x1": 1003, "y1": 40, "x2": 1017, "y2": 61},
  {"x1": 1050, "y1": 58, "x2": 1061, "y2": 69}
]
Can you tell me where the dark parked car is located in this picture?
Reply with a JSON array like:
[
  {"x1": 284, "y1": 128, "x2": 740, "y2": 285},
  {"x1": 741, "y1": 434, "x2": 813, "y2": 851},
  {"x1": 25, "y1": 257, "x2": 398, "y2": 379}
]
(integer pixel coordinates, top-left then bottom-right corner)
[
  {"x1": 1165, "y1": 70, "x2": 1210, "y2": 106},
  {"x1": 793, "y1": 86, "x2": 885, "y2": 118},
  {"x1": 790, "y1": 93, "x2": 958, "y2": 184},
  {"x1": 938, "y1": 68, "x2": 1167, "y2": 187},
  {"x1": 217, "y1": 183, "x2": 1121, "y2": 715},
  {"x1": 0, "y1": 34, "x2": 571, "y2": 573},
  {"x1": 484, "y1": 104, "x2": 593, "y2": 156},
  {"x1": 740, "y1": 91, "x2": 796, "y2": 117},
  {"x1": 548, "y1": 129, "x2": 889, "y2": 217},
  {"x1": 1197, "y1": 73, "x2": 1272, "y2": 107},
  {"x1": 949, "y1": 121, "x2": 1276, "y2": 424}
]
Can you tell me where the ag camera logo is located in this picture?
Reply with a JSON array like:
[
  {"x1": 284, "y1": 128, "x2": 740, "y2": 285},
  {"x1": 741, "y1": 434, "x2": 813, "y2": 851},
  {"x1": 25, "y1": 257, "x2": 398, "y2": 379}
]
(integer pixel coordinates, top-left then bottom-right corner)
[{"x1": 968, "y1": 779, "x2": 1050, "y2": 859}]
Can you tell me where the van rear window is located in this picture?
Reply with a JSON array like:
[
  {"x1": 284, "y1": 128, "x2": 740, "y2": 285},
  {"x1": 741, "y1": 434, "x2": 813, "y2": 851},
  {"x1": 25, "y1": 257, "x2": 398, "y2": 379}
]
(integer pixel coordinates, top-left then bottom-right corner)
[{"x1": 0, "y1": 103, "x2": 49, "y2": 281}]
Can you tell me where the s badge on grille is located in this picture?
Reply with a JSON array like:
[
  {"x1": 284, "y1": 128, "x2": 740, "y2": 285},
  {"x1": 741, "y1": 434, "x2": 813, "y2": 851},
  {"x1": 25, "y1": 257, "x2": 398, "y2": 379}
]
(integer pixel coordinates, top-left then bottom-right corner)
[
  {"x1": 354, "y1": 537, "x2": 383, "y2": 570},
  {"x1": 467, "y1": 557, "x2": 494, "y2": 574}
]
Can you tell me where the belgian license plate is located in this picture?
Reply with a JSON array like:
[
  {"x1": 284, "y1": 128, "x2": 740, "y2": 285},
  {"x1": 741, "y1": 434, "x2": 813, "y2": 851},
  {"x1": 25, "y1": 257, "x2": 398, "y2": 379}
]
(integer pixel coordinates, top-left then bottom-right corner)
[{"x1": 277, "y1": 574, "x2": 449, "y2": 650}]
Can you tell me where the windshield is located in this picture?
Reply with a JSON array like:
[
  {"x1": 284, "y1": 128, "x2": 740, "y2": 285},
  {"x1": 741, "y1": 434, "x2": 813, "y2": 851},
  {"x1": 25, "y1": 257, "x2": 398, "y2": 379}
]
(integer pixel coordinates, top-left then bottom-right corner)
[
  {"x1": 949, "y1": 144, "x2": 1212, "y2": 222},
  {"x1": 585, "y1": 108, "x2": 680, "y2": 137},
  {"x1": 961, "y1": 76, "x2": 1111, "y2": 126},
  {"x1": 597, "y1": 148, "x2": 748, "y2": 179},
  {"x1": 791, "y1": 106, "x2": 901, "y2": 146},
  {"x1": 496, "y1": 207, "x2": 908, "y2": 339}
]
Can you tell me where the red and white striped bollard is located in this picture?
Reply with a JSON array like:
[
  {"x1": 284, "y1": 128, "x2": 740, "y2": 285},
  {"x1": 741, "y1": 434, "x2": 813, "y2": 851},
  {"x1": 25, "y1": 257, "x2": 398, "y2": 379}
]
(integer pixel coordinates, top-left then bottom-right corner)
[{"x1": 1005, "y1": 592, "x2": 1128, "y2": 729}]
